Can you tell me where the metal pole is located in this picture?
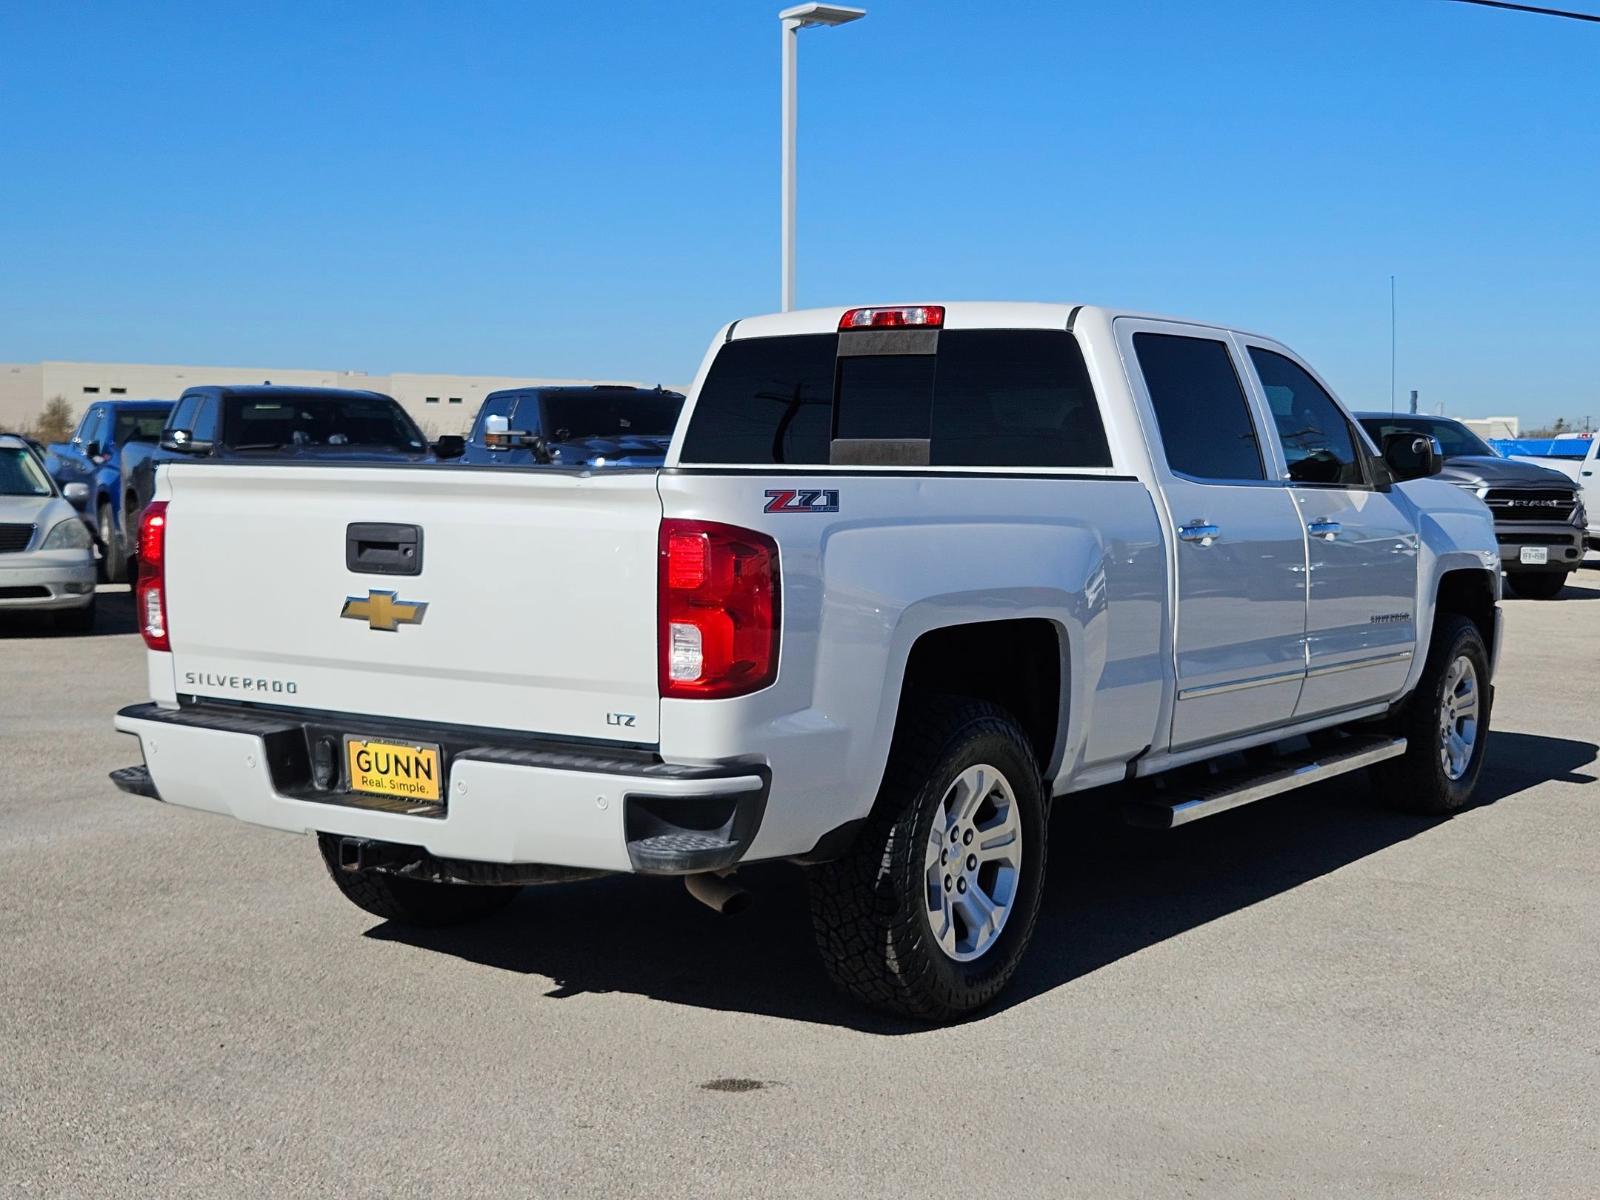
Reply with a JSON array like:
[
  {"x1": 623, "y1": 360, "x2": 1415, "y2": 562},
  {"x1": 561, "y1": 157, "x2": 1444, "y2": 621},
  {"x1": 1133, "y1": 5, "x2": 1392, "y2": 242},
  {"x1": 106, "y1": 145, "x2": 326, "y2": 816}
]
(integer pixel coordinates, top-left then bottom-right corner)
[
  {"x1": 1390, "y1": 275, "x2": 1397, "y2": 414},
  {"x1": 781, "y1": 17, "x2": 800, "y2": 312}
]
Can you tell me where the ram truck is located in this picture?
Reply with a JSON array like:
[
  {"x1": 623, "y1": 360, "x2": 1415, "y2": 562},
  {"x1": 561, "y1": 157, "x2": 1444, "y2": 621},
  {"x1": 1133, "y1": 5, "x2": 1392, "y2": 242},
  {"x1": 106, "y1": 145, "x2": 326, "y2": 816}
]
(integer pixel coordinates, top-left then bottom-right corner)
[
  {"x1": 111, "y1": 303, "x2": 1502, "y2": 1021},
  {"x1": 1356, "y1": 413, "x2": 1585, "y2": 599}
]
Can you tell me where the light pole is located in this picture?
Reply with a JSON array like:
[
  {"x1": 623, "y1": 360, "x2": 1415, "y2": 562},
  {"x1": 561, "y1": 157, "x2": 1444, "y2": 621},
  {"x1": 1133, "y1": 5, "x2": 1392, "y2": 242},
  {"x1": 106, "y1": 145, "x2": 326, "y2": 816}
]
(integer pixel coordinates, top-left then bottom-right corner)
[{"x1": 779, "y1": 3, "x2": 865, "y2": 312}]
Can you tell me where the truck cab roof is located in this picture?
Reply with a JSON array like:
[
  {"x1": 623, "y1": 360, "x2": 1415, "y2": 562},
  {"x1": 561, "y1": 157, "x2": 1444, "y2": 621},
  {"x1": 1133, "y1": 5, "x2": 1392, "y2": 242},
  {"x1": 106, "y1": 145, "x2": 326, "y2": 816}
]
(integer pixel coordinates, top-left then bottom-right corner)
[{"x1": 725, "y1": 301, "x2": 1268, "y2": 341}]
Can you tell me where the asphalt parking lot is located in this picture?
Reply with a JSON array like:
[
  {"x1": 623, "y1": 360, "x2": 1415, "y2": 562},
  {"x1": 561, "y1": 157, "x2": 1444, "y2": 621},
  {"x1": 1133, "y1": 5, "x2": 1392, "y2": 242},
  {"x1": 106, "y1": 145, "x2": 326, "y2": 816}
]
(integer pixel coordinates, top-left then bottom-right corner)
[{"x1": 3, "y1": 571, "x2": 1597, "y2": 1199}]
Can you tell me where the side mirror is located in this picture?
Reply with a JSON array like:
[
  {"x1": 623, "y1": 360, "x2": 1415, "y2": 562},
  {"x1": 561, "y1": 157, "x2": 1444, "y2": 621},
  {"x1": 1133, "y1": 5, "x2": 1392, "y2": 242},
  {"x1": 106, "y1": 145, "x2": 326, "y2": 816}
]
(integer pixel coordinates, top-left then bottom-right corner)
[
  {"x1": 63, "y1": 482, "x2": 90, "y2": 508},
  {"x1": 83, "y1": 441, "x2": 101, "y2": 460},
  {"x1": 432, "y1": 434, "x2": 465, "y2": 459},
  {"x1": 482, "y1": 414, "x2": 512, "y2": 449},
  {"x1": 1383, "y1": 432, "x2": 1442, "y2": 481},
  {"x1": 160, "y1": 428, "x2": 213, "y2": 455}
]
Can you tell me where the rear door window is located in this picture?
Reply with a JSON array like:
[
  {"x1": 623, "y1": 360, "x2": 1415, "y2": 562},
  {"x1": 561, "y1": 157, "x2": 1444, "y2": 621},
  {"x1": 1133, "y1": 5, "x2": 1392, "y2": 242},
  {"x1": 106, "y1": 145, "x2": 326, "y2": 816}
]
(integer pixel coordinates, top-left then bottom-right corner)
[
  {"x1": 1133, "y1": 333, "x2": 1265, "y2": 482},
  {"x1": 1247, "y1": 348, "x2": 1365, "y2": 487}
]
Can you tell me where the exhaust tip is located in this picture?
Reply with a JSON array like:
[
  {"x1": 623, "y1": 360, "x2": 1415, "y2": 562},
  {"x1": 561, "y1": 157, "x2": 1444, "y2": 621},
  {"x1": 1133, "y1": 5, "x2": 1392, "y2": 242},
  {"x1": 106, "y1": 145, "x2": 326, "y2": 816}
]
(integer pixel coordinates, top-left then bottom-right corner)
[{"x1": 684, "y1": 871, "x2": 749, "y2": 916}]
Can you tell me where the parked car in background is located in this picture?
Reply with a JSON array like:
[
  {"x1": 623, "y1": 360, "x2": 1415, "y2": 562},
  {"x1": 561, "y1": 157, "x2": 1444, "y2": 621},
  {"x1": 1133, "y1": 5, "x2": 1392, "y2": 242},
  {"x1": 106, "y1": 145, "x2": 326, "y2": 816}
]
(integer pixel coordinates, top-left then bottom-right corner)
[
  {"x1": 0, "y1": 433, "x2": 97, "y2": 631},
  {"x1": 461, "y1": 385, "x2": 684, "y2": 467},
  {"x1": 123, "y1": 386, "x2": 437, "y2": 546},
  {"x1": 1357, "y1": 413, "x2": 1586, "y2": 599},
  {"x1": 1581, "y1": 437, "x2": 1599, "y2": 552},
  {"x1": 44, "y1": 399, "x2": 173, "y2": 582}
]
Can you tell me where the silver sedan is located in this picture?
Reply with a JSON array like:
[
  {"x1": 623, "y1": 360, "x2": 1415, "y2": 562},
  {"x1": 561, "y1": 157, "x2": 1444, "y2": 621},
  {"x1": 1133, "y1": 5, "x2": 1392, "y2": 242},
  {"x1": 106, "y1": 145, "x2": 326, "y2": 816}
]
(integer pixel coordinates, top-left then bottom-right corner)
[{"x1": 0, "y1": 434, "x2": 97, "y2": 632}]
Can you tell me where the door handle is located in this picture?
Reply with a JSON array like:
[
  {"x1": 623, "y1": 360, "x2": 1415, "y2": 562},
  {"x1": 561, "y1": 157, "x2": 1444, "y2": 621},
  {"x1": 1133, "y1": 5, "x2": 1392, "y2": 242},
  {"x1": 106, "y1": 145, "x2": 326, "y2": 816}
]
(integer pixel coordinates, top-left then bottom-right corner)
[
  {"x1": 1307, "y1": 518, "x2": 1341, "y2": 540},
  {"x1": 1178, "y1": 522, "x2": 1221, "y2": 545},
  {"x1": 1583, "y1": 469, "x2": 1594, "y2": 476}
]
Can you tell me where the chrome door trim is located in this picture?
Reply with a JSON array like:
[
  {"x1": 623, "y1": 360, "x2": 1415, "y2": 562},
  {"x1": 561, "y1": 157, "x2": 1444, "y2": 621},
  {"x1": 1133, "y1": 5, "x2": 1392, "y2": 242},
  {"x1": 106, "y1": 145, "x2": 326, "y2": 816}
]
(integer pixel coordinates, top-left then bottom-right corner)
[
  {"x1": 1304, "y1": 649, "x2": 1413, "y2": 679},
  {"x1": 1177, "y1": 666, "x2": 1308, "y2": 701}
]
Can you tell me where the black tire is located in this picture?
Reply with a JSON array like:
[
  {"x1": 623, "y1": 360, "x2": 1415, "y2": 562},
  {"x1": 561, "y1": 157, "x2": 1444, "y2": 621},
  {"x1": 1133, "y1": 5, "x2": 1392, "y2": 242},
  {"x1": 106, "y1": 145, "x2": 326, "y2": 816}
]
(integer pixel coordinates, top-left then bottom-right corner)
[
  {"x1": 97, "y1": 502, "x2": 125, "y2": 584},
  {"x1": 53, "y1": 596, "x2": 97, "y2": 634},
  {"x1": 1371, "y1": 614, "x2": 1491, "y2": 816},
  {"x1": 316, "y1": 834, "x2": 521, "y2": 927},
  {"x1": 806, "y1": 697, "x2": 1048, "y2": 1022},
  {"x1": 1506, "y1": 571, "x2": 1567, "y2": 600}
]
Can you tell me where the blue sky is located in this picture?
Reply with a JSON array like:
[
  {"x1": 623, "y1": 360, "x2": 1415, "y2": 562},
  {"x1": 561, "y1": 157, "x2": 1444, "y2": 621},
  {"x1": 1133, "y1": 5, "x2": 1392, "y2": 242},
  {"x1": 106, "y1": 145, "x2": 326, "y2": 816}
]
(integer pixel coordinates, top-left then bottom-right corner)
[{"x1": 1, "y1": 0, "x2": 1596, "y2": 424}]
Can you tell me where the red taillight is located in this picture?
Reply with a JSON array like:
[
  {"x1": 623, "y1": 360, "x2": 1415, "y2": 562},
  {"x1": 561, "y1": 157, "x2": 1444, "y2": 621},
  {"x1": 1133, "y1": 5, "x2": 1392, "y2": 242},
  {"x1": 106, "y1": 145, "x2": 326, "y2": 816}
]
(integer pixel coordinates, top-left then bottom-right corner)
[
  {"x1": 658, "y1": 519, "x2": 779, "y2": 700},
  {"x1": 135, "y1": 501, "x2": 169, "y2": 651},
  {"x1": 839, "y1": 305, "x2": 944, "y2": 330}
]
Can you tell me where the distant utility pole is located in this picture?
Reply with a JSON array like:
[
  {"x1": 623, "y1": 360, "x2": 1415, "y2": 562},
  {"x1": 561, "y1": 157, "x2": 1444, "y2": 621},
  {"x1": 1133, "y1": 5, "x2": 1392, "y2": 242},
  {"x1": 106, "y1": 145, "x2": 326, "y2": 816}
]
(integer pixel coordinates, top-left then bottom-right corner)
[
  {"x1": 1390, "y1": 275, "x2": 1397, "y2": 414},
  {"x1": 1410, "y1": 389, "x2": 1419, "y2": 415}
]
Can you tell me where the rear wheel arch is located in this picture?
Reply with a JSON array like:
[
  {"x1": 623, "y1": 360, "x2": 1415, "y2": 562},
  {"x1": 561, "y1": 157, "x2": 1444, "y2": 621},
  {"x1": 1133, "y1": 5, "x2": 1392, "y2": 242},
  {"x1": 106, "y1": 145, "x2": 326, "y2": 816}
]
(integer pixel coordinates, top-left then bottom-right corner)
[{"x1": 894, "y1": 618, "x2": 1066, "y2": 777}]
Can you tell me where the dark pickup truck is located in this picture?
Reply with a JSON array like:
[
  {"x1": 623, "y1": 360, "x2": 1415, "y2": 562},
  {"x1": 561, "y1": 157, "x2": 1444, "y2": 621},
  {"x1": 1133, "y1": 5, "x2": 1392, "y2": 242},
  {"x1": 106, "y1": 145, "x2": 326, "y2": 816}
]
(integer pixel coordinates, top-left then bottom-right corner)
[
  {"x1": 122, "y1": 386, "x2": 437, "y2": 560},
  {"x1": 459, "y1": 385, "x2": 684, "y2": 468},
  {"x1": 1357, "y1": 412, "x2": 1587, "y2": 599}
]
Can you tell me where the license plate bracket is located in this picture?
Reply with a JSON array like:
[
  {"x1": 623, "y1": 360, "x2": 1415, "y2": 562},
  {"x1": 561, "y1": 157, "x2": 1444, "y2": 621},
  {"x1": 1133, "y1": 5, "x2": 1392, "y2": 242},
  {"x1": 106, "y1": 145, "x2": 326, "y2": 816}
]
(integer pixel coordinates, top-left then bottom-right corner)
[
  {"x1": 1519, "y1": 545, "x2": 1549, "y2": 565},
  {"x1": 344, "y1": 736, "x2": 445, "y2": 806}
]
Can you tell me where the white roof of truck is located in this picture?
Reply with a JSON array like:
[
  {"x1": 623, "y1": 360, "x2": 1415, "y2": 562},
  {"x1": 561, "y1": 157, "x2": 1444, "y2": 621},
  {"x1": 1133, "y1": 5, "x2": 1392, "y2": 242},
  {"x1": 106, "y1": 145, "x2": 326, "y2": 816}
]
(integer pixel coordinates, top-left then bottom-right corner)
[{"x1": 727, "y1": 301, "x2": 1255, "y2": 341}]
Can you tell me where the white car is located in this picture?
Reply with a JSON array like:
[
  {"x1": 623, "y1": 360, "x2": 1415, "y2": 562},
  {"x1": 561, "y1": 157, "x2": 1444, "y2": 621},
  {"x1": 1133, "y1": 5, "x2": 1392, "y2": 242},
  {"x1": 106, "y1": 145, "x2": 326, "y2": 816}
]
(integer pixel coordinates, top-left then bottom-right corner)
[
  {"x1": 110, "y1": 302, "x2": 1500, "y2": 1020},
  {"x1": 0, "y1": 434, "x2": 98, "y2": 631},
  {"x1": 1581, "y1": 437, "x2": 1599, "y2": 551}
]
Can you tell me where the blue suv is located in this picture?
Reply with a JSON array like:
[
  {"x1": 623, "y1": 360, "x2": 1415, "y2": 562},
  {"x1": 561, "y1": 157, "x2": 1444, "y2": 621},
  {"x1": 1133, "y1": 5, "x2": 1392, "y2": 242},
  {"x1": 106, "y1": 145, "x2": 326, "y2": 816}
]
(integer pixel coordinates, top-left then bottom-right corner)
[{"x1": 44, "y1": 399, "x2": 173, "y2": 582}]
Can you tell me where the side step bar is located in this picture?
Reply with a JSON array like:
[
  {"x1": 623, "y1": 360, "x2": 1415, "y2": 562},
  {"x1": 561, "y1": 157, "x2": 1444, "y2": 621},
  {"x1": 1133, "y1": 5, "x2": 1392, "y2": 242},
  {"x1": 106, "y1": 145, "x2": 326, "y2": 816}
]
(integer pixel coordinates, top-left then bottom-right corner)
[{"x1": 1124, "y1": 734, "x2": 1407, "y2": 830}]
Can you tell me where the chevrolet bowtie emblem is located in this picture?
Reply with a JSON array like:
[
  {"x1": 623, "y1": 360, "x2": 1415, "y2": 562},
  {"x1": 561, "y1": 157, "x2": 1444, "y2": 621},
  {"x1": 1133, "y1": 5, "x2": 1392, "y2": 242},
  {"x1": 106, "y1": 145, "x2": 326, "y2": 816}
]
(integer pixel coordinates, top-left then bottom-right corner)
[{"x1": 340, "y1": 589, "x2": 428, "y2": 632}]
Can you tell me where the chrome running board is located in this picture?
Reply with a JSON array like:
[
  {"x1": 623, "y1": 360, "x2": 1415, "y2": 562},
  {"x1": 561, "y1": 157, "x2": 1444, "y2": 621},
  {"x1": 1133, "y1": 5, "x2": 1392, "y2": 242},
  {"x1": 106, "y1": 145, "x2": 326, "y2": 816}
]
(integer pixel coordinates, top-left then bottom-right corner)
[{"x1": 1124, "y1": 734, "x2": 1408, "y2": 830}]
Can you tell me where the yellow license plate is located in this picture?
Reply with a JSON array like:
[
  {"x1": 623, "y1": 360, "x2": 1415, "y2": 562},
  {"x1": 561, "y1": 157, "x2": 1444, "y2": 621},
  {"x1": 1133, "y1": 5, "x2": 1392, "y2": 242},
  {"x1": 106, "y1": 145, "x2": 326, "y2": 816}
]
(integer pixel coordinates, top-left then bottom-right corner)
[{"x1": 345, "y1": 738, "x2": 443, "y2": 804}]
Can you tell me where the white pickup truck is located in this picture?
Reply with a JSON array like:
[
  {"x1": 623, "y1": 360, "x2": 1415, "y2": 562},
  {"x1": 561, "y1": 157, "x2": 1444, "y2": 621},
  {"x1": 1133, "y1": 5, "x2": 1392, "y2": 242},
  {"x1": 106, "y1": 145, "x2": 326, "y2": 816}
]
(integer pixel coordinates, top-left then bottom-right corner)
[{"x1": 112, "y1": 302, "x2": 1502, "y2": 1021}]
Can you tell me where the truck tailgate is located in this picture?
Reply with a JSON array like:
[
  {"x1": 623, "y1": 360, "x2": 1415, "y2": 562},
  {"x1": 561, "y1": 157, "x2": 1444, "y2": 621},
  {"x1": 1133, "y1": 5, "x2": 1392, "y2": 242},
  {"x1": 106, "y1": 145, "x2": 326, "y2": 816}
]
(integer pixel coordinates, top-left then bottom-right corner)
[{"x1": 160, "y1": 464, "x2": 662, "y2": 743}]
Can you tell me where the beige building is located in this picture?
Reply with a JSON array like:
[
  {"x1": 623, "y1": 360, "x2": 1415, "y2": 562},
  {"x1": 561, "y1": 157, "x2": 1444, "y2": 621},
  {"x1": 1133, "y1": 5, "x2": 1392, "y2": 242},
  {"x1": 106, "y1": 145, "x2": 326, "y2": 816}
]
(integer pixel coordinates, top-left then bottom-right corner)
[
  {"x1": 1459, "y1": 416, "x2": 1521, "y2": 441},
  {"x1": 0, "y1": 360, "x2": 644, "y2": 437}
]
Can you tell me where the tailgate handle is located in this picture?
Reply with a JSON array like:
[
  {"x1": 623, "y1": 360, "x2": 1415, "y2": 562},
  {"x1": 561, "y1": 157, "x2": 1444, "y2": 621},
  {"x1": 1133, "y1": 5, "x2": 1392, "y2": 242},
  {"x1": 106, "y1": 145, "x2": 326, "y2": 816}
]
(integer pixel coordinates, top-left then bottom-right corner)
[{"x1": 346, "y1": 523, "x2": 423, "y2": 576}]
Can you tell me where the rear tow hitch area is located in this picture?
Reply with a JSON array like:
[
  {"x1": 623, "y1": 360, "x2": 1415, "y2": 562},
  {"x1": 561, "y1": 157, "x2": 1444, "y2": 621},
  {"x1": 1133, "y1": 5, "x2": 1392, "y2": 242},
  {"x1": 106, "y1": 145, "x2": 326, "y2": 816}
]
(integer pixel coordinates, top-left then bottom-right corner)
[{"x1": 323, "y1": 836, "x2": 608, "y2": 887}]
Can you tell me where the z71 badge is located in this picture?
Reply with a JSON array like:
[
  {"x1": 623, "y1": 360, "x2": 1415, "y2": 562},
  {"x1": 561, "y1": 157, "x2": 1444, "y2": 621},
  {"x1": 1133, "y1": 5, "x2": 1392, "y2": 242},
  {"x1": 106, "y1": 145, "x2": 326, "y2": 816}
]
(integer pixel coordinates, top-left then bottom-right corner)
[{"x1": 764, "y1": 488, "x2": 840, "y2": 515}]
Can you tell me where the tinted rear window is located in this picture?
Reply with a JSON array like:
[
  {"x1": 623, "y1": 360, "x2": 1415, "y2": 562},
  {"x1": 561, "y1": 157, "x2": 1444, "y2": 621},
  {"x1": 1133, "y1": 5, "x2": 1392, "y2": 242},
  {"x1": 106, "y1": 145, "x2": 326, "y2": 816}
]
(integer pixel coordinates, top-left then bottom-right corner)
[
  {"x1": 834, "y1": 355, "x2": 935, "y2": 441},
  {"x1": 680, "y1": 328, "x2": 1110, "y2": 469},
  {"x1": 678, "y1": 334, "x2": 836, "y2": 465},
  {"x1": 538, "y1": 392, "x2": 683, "y2": 440},
  {"x1": 223, "y1": 395, "x2": 427, "y2": 452}
]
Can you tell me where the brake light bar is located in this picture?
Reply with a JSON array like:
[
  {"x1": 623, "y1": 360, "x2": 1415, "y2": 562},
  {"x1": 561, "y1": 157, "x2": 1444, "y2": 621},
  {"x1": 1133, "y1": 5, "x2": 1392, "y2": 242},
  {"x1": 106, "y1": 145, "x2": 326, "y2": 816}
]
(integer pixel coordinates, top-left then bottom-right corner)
[
  {"x1": 136, "y1": 501, "x2": 170, "y2": 652},
  {"x1": 838, "y1": 305, "x2": 945, "y2": 331}
]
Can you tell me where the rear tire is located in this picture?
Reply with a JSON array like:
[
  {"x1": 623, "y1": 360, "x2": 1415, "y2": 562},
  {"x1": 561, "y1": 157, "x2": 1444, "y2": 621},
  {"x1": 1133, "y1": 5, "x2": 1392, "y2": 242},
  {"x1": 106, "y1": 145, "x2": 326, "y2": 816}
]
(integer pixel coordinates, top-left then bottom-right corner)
[
  {"x1": 1506, "y1": 571, "x2": 1567, "y2": 600},
  {"x1": 317, "y1": 834, "x2": 521, "y2": 927},
  {"x1": 97, "y1": 502, "x2": 126, "y2": 584},
  {"x1": 806, "y1": 697, "x2": 1048, "y2": 1022},
  {"x1": 1371, "y1": 614, "x2": 1491, "y2": 816}
]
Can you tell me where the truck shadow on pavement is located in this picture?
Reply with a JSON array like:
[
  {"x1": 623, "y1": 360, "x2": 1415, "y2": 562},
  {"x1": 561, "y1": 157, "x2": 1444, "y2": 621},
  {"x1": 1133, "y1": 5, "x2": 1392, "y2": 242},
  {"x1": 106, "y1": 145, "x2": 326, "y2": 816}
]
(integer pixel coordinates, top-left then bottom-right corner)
[{"x1": 366, "y1": 729, "x2": 1596, "y2": 1033}]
